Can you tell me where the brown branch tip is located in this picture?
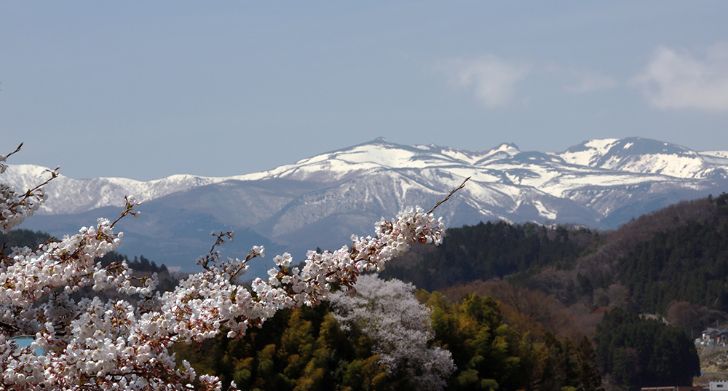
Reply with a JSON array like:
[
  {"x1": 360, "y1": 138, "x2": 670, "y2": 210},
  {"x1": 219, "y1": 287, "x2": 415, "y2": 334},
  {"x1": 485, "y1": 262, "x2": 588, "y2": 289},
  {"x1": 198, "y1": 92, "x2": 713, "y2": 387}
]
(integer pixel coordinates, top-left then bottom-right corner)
[
  {"x1": 4, "y1": 143, "x2": 23, "y2": 160},
  {"x1": 427, "y1": 176, "x2": 470, "y2": 214},
  {"x1": 109, "y1": 196, "x2": 141, "y2": 229}
]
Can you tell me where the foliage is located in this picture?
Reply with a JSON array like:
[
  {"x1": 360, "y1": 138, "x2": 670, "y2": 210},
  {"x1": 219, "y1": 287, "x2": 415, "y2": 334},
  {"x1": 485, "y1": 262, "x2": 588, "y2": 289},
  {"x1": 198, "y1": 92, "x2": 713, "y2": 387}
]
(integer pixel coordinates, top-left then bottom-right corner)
[
  {"x1": 423, "y1": 292, "x2": 603, "y2": 391},
  {"x1": 177, "y1": 284, "x2": 603, "y2": 391},
  {"x1": 177, "y1": 274, "x2": 459, "y2": 390},
  {"x1": 175, "y1": 304, "x2": 396, "y2": 391},
  {"x1": 616, "y1": 194, "x2": 728, "y2": 313},
  {"x1": 595, "y1": 308, "x2": 700, "y2": 390},
  {"x1": 382, "y1": 221, "x2": 600, "y2": 291},
  {"x1": 175, "y1": 301, "x2": 450, "y2": 391},
  {"x1": 440, "y1": 279, "x2": 605, "y2": 340}
]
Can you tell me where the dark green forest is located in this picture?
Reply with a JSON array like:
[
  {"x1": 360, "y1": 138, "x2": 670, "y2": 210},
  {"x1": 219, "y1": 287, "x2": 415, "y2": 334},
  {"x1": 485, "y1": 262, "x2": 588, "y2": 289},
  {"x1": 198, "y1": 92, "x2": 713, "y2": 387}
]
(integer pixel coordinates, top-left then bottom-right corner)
[
  {"x1": 595, "y1": 309, "x2": 700, "y2": 390},
  {"x1": 616, "y1": 195, "x2": 728, "y2": 313},
  {"x1": 381, "y1": 222, "x2": 601, "y2": 291}
]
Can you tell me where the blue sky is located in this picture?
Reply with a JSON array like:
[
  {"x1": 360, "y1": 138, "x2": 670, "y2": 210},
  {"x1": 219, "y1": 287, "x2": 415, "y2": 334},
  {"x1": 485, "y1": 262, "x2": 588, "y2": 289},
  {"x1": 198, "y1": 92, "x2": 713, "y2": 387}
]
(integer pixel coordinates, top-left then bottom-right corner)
[{"x1": 2, "y1": 1, "x2": 728, "y2": 179}]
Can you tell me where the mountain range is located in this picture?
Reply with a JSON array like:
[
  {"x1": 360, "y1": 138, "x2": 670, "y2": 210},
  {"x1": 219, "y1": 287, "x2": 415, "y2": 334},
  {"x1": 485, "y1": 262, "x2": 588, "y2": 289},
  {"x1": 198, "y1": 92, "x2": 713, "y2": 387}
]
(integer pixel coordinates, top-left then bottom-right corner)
[{"x1": 6, "y1": 137, "x2": 728, "y2": 275}]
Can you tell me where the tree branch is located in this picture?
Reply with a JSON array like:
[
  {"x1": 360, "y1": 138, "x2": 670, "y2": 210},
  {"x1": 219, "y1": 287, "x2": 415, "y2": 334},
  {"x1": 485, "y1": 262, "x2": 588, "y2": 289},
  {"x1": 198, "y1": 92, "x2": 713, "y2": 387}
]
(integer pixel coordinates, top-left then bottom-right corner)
[
  {"x1": 427, "y1": 176, "x2": 470, "y2": 214},
  {"x1": 109, "y1": 196, "x2": 140, "y2": 229},
  {"x1": 3, "y1": 143, "x2": 23, "y2": 161}
]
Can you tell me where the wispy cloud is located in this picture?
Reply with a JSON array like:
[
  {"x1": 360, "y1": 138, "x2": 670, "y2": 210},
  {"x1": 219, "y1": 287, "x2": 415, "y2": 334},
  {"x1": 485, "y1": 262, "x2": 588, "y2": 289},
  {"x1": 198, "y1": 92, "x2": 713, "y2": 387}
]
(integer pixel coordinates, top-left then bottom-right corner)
[
  {"x1": 564, "y1": 71, "x2": 617, "y2": 94},
  {"x1": 443, "y1": 56, "x2": 529, "y2": 108},
  {"x1": 635, "y1": 43, "x2": 728, "y2": 112}
]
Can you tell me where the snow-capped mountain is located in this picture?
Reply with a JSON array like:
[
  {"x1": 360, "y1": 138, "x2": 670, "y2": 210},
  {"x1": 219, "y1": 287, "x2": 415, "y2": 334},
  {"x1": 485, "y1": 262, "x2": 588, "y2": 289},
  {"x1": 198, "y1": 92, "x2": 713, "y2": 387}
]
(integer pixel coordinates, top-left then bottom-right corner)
[
  {"x1": 558, "y1": 137, "x2": 728, "y2": 179},
  {"x1": 3, "y1": 164, "x2": 227, "y2": 214},
  {"x1": 6, "y1": 137, "x2": 728, "y2": 273}
]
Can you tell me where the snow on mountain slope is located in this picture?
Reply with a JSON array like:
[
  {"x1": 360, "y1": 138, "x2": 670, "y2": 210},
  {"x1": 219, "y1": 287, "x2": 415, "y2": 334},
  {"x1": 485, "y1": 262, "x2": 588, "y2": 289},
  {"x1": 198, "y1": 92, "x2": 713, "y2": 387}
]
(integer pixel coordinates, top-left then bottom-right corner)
[
  {"x1": 232, "y1": 139, "x2": 698, "y2": 217},
  {"x1": 3, "y1": 164, "x2": 224, "y2": 214},
  {"x1": 559, "y1": 138, "x2": 620, "y2": 166},
  {"x1": 9, "y1": 139, "x2": 490, "y2": 213},
  {"x1": 5, "y1": 137, "x2": 728, "y2": 221},
  {"x1": 236, "y1": 139, "x2": 509, "y2": 182},
  {"x1": 559, "y1": 137, "x2": 728, "y2": 179}
]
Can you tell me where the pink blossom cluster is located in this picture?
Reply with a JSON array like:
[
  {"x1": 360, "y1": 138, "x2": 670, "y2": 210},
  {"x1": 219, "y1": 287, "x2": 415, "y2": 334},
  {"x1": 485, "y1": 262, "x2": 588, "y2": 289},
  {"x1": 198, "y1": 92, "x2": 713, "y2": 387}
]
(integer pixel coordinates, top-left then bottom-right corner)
[{"x1": 0, "y1": 149, "x2": 447, "y2": 390}]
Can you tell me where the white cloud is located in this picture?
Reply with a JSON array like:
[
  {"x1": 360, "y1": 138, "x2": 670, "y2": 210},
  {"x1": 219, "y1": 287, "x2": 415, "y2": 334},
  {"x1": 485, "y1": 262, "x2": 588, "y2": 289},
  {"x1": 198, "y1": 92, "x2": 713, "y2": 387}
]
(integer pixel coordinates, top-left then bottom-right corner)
[
  {"x1": 564, "y1": 71, "x2": 617, "y2": 94},
  {"x1": 445, "y1": 56, "x2": 529, "y2": 108},
  {"x1": 636, "y1": 43, "x2": 728, "y2": 112}
]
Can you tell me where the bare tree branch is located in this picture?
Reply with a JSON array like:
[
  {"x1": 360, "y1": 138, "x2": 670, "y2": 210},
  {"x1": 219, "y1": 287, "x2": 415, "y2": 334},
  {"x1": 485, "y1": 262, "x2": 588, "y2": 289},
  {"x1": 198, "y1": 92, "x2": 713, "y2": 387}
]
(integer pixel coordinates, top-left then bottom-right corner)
[
  {"x1": 427, "y1": 176, "x2": 470, "y2": 214},
  {"x1": 109, "y1": 195, "x2": 140, "y2": 229},
  {"x1": 3, "y1": 143, "x2": 23, "y2": 160}
]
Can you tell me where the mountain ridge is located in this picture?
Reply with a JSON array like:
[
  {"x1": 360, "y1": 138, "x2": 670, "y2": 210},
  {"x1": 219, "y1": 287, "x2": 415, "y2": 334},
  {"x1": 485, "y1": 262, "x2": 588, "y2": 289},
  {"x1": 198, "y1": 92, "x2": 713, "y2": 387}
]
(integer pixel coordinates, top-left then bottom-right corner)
[
  {"x1": 7, "y1": 137, "x2": 728, "y2": 272},
  {"x1": 7, "y1": 137, "x2": 725, "y2": 215}
]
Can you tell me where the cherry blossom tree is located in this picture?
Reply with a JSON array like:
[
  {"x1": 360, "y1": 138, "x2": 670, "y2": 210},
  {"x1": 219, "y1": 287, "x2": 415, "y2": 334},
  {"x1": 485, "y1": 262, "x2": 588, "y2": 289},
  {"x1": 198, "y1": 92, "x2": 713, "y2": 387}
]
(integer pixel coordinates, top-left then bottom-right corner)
[
  {"x1": 330, "y1": 274, "x2": 456, "y2": 390},
  {"x1": 0, "y1": 144, "x2": 463, "y2": 390}
]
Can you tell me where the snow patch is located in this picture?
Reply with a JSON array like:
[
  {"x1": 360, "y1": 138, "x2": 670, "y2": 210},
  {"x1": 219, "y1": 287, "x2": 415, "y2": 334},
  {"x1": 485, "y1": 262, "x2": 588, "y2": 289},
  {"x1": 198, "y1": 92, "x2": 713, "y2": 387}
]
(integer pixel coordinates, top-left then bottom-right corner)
[
  {"x1": 532, "y1": 200, "x2": 557, "y2": 220},
  {"x1": 559, "y1": 138, "x2": 619, "y2": 167}
]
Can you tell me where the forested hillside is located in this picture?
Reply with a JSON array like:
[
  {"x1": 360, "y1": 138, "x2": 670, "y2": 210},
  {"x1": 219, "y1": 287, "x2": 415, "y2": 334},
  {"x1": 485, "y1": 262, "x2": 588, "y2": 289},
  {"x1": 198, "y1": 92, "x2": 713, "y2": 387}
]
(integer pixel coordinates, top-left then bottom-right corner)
[
  {"x1": 380, "y1": 194, "x2": 728, "y2": 388},
  {"x1": 615, "y1": 195, "x2": 728, "y2": 313},
  {"x1": 382, "y1": 222, "x2": 601, "y2": 291},
  {"x1": 595, "y1": 309, "x2": 700, "y2": 390},
  {"x1": 386, "y1": 194, "x2": 728, "y2": 325},
  {"x1": 174, "y1": 293, "x2": 603, "y2": 391}
]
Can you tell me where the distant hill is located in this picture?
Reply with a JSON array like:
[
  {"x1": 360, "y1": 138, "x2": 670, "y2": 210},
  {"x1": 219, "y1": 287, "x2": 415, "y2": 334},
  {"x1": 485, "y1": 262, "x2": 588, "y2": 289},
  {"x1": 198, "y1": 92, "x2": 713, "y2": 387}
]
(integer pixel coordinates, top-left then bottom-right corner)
[
  {"x1": 7, "y1": 137, "x2": 728, "y2": 273},
  {"x1": 385, "y1": 193, "x2": 728, "y2": 325},
  {"x1": 381, "y1": 221, "x2": 601, "y2": 291}
]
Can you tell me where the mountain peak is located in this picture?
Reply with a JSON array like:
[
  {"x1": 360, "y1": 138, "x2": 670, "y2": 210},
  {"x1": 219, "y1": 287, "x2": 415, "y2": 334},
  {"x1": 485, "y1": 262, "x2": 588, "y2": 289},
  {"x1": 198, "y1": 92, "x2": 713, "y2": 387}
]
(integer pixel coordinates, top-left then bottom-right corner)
[
  {"x1": 564, "y1": 137, "x2": 692, "y2": 156},
  {"x1": 491, "y1": 142, "x2": 520, "y2": 155},
  {"x1": 611, "y1": 137, "x2": 693, "y2": 156},
  {"x1": 559, "y1": 137, "x2": 719, "y2": 178},
  {"x1": 497, "y1": 142, "x2": 519, "y2": 149},
  {"x1": 354, "y1": 137, "x2": 391, "y2": 147}
]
